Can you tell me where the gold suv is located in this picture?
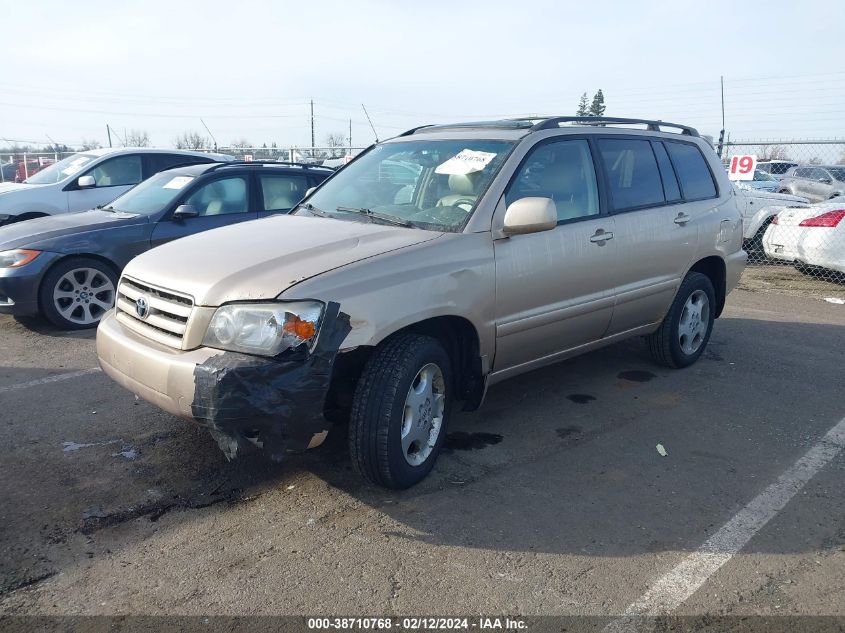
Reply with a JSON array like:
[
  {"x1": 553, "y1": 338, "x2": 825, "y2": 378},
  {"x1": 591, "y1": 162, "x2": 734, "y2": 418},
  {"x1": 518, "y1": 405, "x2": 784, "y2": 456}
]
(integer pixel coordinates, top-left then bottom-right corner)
[{"x1": 97, "y1": 117, "x2": 747, "y2": 488}]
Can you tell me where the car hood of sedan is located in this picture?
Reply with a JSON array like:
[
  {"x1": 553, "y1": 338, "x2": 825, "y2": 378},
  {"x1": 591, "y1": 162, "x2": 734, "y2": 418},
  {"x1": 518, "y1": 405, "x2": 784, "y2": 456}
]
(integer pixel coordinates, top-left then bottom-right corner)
[
  {"x1": 0, "y1": 182, "x2": 36, "y2": 196},
  {"x1": 122, "y1": 213, "x2": 444, "y2": 307},
  {"x1": 0, "y1": 209, "x2": 146, "y2": 250}
]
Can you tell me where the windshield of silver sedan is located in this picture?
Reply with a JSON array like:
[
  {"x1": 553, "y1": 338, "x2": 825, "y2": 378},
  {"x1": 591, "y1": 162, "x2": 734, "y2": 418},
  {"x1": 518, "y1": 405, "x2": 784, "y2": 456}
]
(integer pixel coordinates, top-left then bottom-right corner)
[{"x1": 293, "y1": 139, "x2": 515, "y2": 231}]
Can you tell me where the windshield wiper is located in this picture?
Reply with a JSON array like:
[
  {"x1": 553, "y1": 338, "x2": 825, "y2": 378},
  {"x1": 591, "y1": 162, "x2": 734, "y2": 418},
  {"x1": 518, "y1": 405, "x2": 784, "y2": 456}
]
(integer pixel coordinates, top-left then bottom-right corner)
[
  {"x1": 335, "y1": 206, "x2": 413, "y2": 228},
  {"x1": 300, "y1": 202, "x2": 330, "y2": 217}
]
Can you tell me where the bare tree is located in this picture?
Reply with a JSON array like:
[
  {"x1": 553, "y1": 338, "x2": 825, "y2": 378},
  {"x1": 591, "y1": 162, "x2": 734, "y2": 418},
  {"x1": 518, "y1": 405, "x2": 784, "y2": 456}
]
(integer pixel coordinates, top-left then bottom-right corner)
[
  {"x1": 79, "y1": 138, "x2": 102, "y2": 151},
  {"x1": 325, "y1": 133, "x2": 347, "y2": 158},
  {"x1": 230, "y1": 138, "x2": 252, "y2": 150},
  {"x1": 173, "y1": 131, "x2": 209, "y2": 150},
  {"x1": 125, "y1": 129, "x2": 150, "y2": 147},
  {"x1": 760, "y1": 145, "x2": 790, "y2": 160}
]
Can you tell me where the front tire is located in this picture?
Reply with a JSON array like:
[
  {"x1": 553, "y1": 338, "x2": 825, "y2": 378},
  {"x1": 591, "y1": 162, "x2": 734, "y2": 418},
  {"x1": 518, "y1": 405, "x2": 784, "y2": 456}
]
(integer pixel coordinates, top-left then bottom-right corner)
[
  {"x1": 647, "y1": 272, "x2": 716, "y2": 369},
  {"x1": 349, "y1": 333, "x2": 452, "y2": 489},
  {"x1": 39, "y1": 257, "x2": 118, "y2": 330}
]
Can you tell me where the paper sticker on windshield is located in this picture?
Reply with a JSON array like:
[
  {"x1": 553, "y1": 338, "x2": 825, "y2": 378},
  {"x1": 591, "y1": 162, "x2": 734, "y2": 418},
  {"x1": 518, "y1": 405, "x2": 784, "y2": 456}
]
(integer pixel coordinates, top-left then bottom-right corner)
[
  {"x1": 163, "y1": 176, "x2": 194, "y2": 190},
  {"x1": 435, "y1": 149, "x2": 498, "y2": 175}
]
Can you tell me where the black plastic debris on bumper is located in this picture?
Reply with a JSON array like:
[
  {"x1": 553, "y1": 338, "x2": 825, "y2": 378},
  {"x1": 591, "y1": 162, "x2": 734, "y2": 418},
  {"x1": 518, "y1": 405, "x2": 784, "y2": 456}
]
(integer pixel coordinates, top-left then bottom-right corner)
[{"x1": 191, "y1": 302, "x2": 351, "y2": 460}]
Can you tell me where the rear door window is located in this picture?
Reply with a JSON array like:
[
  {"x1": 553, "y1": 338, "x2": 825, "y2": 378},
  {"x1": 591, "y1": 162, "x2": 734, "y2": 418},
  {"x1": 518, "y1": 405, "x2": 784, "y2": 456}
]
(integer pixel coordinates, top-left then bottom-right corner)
[
  {"x1": 665, "y1": 141, "x2": 717, "y2": 200},
  {"x1": 596, "y1": 138, "x2": 665, "y2": 211},
  {"x1": 146, "y1": 153, "x2": 210, "y2": 176},
  {"x1": 260, "y1": 173, "x2": 309, "y2": 211}
]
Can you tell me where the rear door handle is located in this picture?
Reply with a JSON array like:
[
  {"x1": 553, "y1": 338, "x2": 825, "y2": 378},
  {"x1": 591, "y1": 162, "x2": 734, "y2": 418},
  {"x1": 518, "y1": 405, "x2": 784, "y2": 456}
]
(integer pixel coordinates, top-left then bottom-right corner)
[
  {"x1": 674, "y1": 213, "x2": 691, "y2": 225},
  {"x1": 590, "y1": 230, "x2": 614, "y2": 243}
]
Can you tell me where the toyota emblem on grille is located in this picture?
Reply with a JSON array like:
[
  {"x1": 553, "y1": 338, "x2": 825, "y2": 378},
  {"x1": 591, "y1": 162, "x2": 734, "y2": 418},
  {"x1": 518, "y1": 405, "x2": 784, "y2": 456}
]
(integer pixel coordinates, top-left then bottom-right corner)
[{"x1": 135, "y1": 296, "x2": 150, "y2": 319}]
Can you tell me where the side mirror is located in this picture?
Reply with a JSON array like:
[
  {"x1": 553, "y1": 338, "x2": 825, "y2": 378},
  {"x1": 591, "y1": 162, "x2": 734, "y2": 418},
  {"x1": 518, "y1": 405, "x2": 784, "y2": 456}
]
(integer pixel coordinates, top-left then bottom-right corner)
[
  {"x1": 77, "y1": 175, "x2": 96, "y2": 188},
  {"x1": 819, "y1": 177, "x2": 832, "y2": 184},
  {"x1": 502, "y1": 197, "x2": 557, "y2": 236},
  {"x1": 173, "y1": 204, "x2": 199, "y2": 219},
  {"x1": 305, "y1": 187, "x2": 316, "y2": 197}
]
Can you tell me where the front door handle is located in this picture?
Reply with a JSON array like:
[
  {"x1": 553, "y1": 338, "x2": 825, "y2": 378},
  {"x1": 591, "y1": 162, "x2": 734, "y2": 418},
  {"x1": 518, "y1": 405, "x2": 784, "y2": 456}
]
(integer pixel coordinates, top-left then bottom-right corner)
[
  {"x1": 590, "y1": 230, "x2": 614, "y2": 243},
  {"x1": 674, "y1": 213, "x2": 691, "y2": 225}
]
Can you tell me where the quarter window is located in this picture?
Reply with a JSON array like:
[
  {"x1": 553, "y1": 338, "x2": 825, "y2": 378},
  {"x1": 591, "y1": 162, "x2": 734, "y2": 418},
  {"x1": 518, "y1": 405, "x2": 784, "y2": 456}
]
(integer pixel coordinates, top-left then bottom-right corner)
[
  {"x1": 184, "y1": 177, "x2": 248, "y2": 216},
  {"x1": 665, "y1": 142, "x2": 717, "y2": 200},
  {"x1": 505, "y1": 139, "x2": 599, "y2": 222},
  {"x1": 597, "y1": 138, "x2": 665, "y2": 211},
  {"x1": 85, "y1": 155, "x2": 143, "y2": 188},
  {"x1": 260, "y1": 174, "x2": 309, "y2": 211}
]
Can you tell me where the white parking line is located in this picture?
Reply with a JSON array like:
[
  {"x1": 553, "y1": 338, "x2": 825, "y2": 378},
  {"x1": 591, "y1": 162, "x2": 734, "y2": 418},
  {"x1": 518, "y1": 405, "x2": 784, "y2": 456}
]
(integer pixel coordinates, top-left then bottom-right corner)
[
  {"x1": 0, "y1": 367, "x2": 102, "y2": 394},
  {"x1": 605, "y1": 415, "x2": 845, "y2": 632}
]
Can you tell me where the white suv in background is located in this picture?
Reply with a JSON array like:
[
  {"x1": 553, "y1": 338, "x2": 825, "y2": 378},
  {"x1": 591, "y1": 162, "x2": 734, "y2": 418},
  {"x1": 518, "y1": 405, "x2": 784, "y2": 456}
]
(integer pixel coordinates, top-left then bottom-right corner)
[{"x1": 0, "y1": 148, "x2": 233, "y2": 226}]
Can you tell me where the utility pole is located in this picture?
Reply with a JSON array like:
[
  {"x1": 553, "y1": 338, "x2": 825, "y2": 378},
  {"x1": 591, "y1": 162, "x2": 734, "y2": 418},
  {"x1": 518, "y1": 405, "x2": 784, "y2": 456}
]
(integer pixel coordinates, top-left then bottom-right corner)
[
  {"x1": 310, "y1": 99, "x2": 315, "y2": 151},
  {"x1": 106, "y1": 124, "x2": 112, "y2": 148},
  {"x1": 720, "y1": 75, "x2": 726, "y2": 131},
  {"x1": 349, "y1": 118, "x2": 352, "y2": 152}
]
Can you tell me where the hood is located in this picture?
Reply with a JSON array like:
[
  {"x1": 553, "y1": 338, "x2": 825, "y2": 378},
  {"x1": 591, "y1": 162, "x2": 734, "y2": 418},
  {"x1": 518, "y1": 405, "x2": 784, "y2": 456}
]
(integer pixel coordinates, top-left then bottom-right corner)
[
  {"x1": 0, "y1": 209, "x2": 146, "y2": 250},
  {"x1": 0, "y1": 182, "x2": 35, "y2": 195},
  {"x1": 122, "y1": 214, "x2": 444, "y2": 306},
  {"x1": 735, "y1": 184, "x2": 808, "y2": 205}
]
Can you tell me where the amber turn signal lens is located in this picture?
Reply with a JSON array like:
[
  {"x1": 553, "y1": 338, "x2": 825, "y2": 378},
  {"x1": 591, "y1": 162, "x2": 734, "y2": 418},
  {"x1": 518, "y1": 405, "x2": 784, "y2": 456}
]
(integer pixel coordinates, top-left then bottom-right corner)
[{"x1": 284, "y1": 316, "x2": 316, "y2": 340}]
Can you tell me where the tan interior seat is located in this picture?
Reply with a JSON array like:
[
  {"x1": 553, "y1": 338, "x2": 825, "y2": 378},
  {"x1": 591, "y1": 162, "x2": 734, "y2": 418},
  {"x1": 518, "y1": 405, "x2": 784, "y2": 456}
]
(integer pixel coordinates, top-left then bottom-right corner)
[{"x1": 437, "y1": 174, "x2": 478, "y2": 209}]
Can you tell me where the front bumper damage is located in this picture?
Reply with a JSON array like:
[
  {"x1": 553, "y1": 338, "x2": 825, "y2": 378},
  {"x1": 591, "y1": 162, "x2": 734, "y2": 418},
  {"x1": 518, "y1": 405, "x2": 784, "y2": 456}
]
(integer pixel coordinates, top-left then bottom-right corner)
[{"x1": 97, "y1": 302, "x2": 351, "y2": 460}]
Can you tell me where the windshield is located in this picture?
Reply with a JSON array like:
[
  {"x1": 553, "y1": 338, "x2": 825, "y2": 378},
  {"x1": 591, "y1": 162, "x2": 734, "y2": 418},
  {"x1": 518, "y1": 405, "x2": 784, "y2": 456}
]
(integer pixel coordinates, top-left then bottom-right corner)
[
  {"x1": 826, "y1": 168, "x2": 845, "y2": 181},
  {"x1": 24, "y1": 153, "x2": 98, "y2": 184},
  {"x1": 105, "y1": 171, "x2": 196, "y2": 215},
  {"x1": 753, "y1": 170, "x2": 776, "y2": 181},
  {"x1": 294, "y1": 139, "x2": 515, "y2": 231}
]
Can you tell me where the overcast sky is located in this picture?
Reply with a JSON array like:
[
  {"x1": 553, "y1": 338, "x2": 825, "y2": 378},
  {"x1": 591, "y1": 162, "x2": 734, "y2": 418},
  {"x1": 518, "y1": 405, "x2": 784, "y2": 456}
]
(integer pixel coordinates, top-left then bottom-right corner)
[{"x1": 3, "y1": 0, "x2": 843, "y2": 149}]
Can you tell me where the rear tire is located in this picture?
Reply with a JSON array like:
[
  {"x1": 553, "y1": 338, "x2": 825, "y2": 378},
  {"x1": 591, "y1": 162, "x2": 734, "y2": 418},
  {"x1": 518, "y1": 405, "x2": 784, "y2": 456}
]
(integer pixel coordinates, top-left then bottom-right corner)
[
  {"x1": 647, "y1": 272, "x2": 716, "y2": 369},
  {"x1": 39, "y1": 257, "x2": 118, "y2": 330},
  {"x1": 744, "y1": 219, "x2": 773, "y2": 264},
  {"x1": 349, "y1": 333, "x2": 452, "y2": 489}
]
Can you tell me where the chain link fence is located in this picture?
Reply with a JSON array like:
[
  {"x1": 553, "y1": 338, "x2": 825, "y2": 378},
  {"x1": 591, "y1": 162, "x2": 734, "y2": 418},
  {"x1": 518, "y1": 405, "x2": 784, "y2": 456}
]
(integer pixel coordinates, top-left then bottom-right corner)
[
  {"x1": 0, "y1": 147, "x2": 368, "y2": 183},
  {"x1": 0, "y1": 151, "x2": 77, "y2": 183},
  {"x1": 721, "y1": 140, "x2": 845, "y2": 297}
]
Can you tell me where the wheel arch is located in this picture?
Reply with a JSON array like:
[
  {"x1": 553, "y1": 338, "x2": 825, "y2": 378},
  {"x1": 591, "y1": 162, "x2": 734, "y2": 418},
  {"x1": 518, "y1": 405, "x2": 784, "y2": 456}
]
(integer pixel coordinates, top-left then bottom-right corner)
[
  {"x1": 326, "y1": 314, "x2": 486, "y2": 421},
  {"x1": 688, "y1": 256, "x2": 727, "y2": 318},
  {"x1": 10, "y1": 212, "x2": 50, "y2": 223}
]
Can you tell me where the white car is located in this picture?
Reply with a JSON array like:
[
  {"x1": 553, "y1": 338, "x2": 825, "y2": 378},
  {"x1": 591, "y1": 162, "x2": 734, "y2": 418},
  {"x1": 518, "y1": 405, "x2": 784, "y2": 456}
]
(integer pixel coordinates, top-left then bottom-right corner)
[
  {"x1": 0, "y1": 148, "x2": 233, "y2": 226},
  {"x1": 763, "y1": 202, "x2": 845, "y2": 274},
  {"x1": 731, "y1": 183, "x2": 808, "y2": 250}
]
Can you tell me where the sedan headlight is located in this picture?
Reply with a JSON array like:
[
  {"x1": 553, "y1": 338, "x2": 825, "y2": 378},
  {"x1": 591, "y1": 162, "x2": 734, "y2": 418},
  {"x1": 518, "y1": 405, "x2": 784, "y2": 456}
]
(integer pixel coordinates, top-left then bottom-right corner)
[
  {"x1": 0, "y1": 249, "x2": 41, "y2": 268},
  {"x1": 202, "y1": 301, "x2": 324, "y2": 356}
]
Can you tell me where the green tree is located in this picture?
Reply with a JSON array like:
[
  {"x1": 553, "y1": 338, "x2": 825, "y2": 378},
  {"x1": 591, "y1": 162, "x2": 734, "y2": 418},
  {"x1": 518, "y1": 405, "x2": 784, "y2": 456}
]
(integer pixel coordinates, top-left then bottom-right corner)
[
  {"x1": 576, "y1": 92, "x2": 589, "y2": 116},
  {"x1": 589, "y1": 89, "x2": 606, "y2": 117}
]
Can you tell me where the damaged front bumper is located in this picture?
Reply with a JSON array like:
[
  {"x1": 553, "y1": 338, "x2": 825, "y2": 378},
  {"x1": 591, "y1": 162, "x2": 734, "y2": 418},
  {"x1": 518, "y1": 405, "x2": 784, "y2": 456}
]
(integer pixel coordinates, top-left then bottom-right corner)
[{"x1": 96, "y1": 303, "x2": 351, "y2": 460}]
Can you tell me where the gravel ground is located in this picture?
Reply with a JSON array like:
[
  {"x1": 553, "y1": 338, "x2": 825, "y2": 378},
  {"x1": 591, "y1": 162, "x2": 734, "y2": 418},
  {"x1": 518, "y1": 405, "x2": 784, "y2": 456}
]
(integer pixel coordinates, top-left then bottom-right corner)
[{"x1": 0, "y1": 286, "x2": 843, "y2": 629}]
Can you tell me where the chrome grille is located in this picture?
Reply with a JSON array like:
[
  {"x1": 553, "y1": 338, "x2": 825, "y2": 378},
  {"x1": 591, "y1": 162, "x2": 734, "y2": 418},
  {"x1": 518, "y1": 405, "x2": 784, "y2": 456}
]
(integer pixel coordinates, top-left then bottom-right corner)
[{"x1": 115, "y1": 276, "x2": 194, "y2": 348}]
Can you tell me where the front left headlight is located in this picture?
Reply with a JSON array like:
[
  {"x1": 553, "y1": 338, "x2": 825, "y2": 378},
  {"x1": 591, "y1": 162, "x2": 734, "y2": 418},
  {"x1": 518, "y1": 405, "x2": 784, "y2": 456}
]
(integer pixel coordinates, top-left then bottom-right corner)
[
  {"x1": 202, "y1": 301, "x2": 324, "y2": 356},
  {"x1": 0, "y1": 249, "x2": 41, "y2": 268}
]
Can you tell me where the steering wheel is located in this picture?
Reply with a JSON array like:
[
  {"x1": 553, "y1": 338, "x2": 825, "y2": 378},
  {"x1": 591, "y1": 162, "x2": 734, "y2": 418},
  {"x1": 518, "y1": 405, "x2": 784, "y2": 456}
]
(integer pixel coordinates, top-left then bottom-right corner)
[{"x1": 439, "y1": 197, "x2": 476, "y2": 209}]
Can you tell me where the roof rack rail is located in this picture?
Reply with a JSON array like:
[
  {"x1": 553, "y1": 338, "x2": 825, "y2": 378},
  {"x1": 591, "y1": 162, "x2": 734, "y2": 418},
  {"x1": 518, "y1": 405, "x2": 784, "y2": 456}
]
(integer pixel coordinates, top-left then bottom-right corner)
[
  {"x1": 526, "y1": 116, "x2": 699, "y2": 136},
  {"x1": 206, "y1": 160, "x2": 332, "y2": 172}
]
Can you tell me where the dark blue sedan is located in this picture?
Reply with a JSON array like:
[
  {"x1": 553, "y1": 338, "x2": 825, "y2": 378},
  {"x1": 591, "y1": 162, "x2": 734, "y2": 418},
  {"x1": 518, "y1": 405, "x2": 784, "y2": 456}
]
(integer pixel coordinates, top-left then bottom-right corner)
[{"x1": 0, "y1": 161, "x2": 333, "y2": 329}]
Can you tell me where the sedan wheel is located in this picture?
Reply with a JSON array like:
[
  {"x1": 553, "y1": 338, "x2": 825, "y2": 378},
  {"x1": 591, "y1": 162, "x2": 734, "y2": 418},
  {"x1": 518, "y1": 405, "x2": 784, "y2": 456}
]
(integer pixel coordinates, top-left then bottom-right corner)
[
  {"x1": 39, "y1": 257, "x2": 119, "y2": 330},
  {"x1": 52, "y1": 268, "x2": 116, "y2": 326}
]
